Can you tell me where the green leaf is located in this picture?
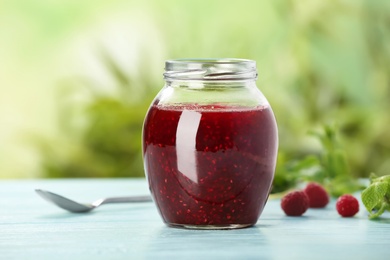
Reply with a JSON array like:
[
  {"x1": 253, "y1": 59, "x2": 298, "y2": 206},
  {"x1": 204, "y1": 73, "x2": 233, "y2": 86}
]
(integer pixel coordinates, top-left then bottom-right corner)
[
  {"x1": 374, "y1": 175, "x2": 390, "y2": 184},
  {"x1": 289, "y1": 155, "x2": 320, "y2": 172},
  {"x1": 327, "y1": 176, "x2": 364, "y2": 197},
  {"x1": 361, "y1": 181, "x2": 388, "y2": 212},
  {"x1": 368, "y1": 202, "x2": 388, "y2": 219},
  {"x1": 333, "y1": 149, "x2": 349, "y2": 176}
]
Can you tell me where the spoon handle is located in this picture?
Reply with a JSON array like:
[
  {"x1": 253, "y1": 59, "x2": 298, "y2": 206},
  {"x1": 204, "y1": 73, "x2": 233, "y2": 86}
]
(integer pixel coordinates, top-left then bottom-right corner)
[{"x1": 101, "y1": 195, "x2": 152, "y2": 204}]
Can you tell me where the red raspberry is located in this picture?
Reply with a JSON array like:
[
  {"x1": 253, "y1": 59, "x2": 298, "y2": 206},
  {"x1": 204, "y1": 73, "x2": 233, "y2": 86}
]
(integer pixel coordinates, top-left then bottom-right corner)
[
  {"x1": 281, "y1": 191, "x2": 309, "y2": 216},
  {"x1": 336, "y1": 194, "x2": 359, "y2": 217},
  {"x1": 303, "y1": 182, "x2": 329, "y2": 208}
]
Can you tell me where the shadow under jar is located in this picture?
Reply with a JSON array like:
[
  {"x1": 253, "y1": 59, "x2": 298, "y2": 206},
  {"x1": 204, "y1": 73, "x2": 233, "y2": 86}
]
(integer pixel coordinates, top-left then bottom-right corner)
[{"x1": 142, "y1": 59, "x2": 278, "y2": 229}]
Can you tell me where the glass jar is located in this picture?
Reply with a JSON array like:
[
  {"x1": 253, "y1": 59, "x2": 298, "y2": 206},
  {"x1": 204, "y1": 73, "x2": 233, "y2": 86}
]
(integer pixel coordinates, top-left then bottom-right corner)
[{"x1": 142, "y1": 59, "x2": 278, "y2": 229}]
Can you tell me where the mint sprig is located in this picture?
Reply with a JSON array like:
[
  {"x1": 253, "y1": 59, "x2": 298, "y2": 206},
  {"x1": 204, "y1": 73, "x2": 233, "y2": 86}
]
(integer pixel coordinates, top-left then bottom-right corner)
[
  {"x1": 273, "y1": 124, "x2": 364, "y2": 196},
  {"x1": 361, "y1": 174, "x2": 390, "y2": 219}
]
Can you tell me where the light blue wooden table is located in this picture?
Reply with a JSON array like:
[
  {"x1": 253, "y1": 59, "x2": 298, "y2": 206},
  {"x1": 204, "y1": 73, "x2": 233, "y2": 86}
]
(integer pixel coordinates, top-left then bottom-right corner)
[{"x1": 0, "y1": 178, "x2": 389, "y2": 259}]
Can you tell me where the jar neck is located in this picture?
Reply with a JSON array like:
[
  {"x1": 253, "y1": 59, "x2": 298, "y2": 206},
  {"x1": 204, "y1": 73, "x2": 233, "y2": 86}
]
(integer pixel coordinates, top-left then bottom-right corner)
[
  {"x1": 164, "y1": 59, "x2": 258, "y2": 82},
  {"x1": 166, "y1": 79, "x2": 257, "y2": 90}
]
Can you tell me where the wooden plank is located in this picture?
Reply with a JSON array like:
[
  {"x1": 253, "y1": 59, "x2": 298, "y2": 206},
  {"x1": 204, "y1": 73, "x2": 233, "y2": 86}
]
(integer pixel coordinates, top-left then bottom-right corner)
[{"x1": 0, "y1": 179, "x2": 389, "y2": 259}]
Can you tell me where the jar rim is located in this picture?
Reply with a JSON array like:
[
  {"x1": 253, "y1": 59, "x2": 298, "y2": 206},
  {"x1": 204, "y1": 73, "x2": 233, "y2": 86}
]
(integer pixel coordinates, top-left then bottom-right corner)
[
  {"x1": 164, "y1": 58, "x2": 257, "y2": 81},
  {"x1": 166, "y1": 58, "x2": 255, "y2": 65}
]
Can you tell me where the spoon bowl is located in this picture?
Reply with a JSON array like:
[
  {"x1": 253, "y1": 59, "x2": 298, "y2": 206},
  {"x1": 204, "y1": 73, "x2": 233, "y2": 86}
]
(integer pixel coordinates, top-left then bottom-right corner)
[{"x1": 35, "y1": 189, "x2": 152, "y2": 213}]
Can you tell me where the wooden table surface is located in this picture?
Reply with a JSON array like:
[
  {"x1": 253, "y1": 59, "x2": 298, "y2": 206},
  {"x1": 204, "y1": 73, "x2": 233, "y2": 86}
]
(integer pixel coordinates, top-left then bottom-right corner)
[{"x1": 1, "y1": 178, "x2": 389, "y2": 260}]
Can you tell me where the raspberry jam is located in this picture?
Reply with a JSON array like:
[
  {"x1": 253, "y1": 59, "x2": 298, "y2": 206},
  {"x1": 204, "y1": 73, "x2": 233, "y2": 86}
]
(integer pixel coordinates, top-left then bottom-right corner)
[{"x1": 143, "y1": 103, "x2": 278, "y2": 229}]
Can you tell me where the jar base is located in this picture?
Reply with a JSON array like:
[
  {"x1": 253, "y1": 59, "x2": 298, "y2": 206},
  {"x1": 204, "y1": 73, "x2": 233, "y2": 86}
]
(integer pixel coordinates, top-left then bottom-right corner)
[{"x1": 166, "y1": 223, "x2": 254, "y2": 230}]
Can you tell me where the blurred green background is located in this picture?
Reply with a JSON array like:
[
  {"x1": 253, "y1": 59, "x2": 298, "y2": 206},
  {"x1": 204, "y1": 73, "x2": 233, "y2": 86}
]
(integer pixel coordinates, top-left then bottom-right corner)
[{"x1": 0, "y1": 0, "x2": 389, "y2": 181}]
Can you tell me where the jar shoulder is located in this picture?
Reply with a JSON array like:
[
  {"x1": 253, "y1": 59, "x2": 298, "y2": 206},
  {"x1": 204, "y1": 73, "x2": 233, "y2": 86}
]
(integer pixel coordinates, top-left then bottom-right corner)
[{"x1": 155, "y1": 82, "x2": 269, "y2": 108}]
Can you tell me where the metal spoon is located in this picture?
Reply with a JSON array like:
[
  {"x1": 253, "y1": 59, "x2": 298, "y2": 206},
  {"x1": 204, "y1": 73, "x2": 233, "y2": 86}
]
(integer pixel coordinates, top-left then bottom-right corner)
[{"x1": 35, "y1": 189, "x2": 152, "y2": 213}]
